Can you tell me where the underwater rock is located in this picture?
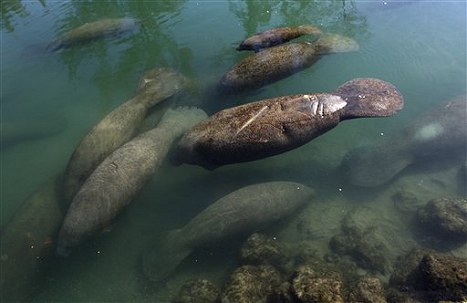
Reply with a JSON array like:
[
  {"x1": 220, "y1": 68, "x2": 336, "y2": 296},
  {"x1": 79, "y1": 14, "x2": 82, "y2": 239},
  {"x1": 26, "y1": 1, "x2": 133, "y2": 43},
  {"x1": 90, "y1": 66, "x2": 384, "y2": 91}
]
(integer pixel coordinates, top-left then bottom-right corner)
[
  {"x1": 390, "y1": 249, "x2": 467, "y2": 302},
  {"x1": 385, "y1": 289, "x2": 422, "y2": 303},
  {"x1": 220, "y1": 265, "x2": 282, "y2": 303},
  {"x1": 329, "y1": 208, "x2": 391, "y2": 275},
  {"x1": 142, "y1": 182, "x2": 313, "y2": 283},
  {"x1": 175, "y1": 78, "x2": 403, "y2": 169},
  {"x1": 172, "y1": 279, "x2": 220, "y2": 303},
  {"x1": 347, "y1": 276, "x2": 387, "y2": 303},
  {"x1": 63, "y1": 67, "x2": 188, "y2": 204},
  {"x1": 0, "y1": 176, "x2": 64, "y2": 302},
  {"x1": 341, "y1": 94, "x2": 467, "y2": 187},
  {"x1": 414, "y1": 197, "x2": 467, "y2": 247},
  {"x1": 239, "y1": 233, "x2": 290, "y2": 271},
  {"x1": 457, "y1": 162, "x2": 467, "y2": 196},
  {"x1": 236, "y1": 24, "x2": 322, "y2": 52},
  {"x1": 291, "y1": 265, "x2": 345, "y2": 303},
  {"x1": 417, "y1": 253, "x2": 467, "y2": 302},
  {"x1": 47, "y1": 17, "x2": 140, "y2": 51},
  {"x1": 393, "y1": 250, "x2": 467, "y2": 302},
  {"x1": 57, "y1": 107, "x2": 207, "y2": 256},
  {"x1": 267, "y1": 282, "x2": 295, "y2": 303},
  {"x1": 389, "y1": 248, "x2": 430, "y2": 289},
  {"x1": 219, "y1": 33, "x2": 359, "y2": 93}
]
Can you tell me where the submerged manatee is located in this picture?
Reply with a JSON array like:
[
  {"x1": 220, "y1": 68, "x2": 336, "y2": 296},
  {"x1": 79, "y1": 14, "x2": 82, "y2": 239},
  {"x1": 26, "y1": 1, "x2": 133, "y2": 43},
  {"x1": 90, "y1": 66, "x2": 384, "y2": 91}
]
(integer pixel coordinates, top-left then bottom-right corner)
[
  {"x1": 0, "y1": 177, "x2": 64, "y2": 302},
  {"x1": 57, "y1": 108, "x2": 207, "y2": 255},
  {"x1": 57, "y1": 107, "x2": 207, "y2": 256},
  {"x1": 47, "y1": 17, "x2": 140, "y2": 51},
  {"x1": 341, "y1": 95, "x2": 467, "y2": 187},
  {"x1": 236, "y1": 25, "x2": 322, "y2": 52},
  {"x1": 63, "y1": 67, "x2": 187, "y2": 204},
  {"x1": 174, "y1": 78, "x2": 404, "y2": 169},
  {"x1": 219, "y1": 33, "x2": 359, "y2": 93},
  {"x1": 142, "y1": 181, "x2": 313, "y2": 282}
]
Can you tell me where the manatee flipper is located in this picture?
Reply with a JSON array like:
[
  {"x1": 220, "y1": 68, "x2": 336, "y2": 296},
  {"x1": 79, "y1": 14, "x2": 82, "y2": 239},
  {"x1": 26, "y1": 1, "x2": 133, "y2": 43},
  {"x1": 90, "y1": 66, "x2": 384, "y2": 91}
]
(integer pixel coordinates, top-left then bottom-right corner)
[
  {"x1": 334, "y1": 78, "x2": 404, "y2": 119},
  {"x1": 141, "y1": 230, "x2": 191, "y2": 283},
  {"x1": 341, "y1": 145, "x2": 412, "y2": 187}
]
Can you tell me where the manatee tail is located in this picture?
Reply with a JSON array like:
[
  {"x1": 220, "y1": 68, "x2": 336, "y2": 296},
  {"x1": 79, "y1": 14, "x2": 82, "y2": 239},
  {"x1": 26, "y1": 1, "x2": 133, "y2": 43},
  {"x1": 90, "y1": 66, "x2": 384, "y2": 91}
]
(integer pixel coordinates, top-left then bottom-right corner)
[
  {"x1": 334, "y1": 78, "x2": 404, "y2": 119},
  {"x1": 341, "y1": 144, "x2": 412, "y2": 187},
  {"x1": 312, "y1": 33, "x2": 360, "y2": 54},
  {"x1": 141, "y1": 229, "x2": 191, "y2": 283}
]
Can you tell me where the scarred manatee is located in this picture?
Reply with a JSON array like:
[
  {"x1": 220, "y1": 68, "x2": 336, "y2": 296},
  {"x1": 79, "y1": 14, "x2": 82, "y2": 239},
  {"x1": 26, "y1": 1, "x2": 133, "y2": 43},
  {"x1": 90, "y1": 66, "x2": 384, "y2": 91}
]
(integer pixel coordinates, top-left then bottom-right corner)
[{"x1": 174, "y1": 78, "x2": 404, "y2": 169}]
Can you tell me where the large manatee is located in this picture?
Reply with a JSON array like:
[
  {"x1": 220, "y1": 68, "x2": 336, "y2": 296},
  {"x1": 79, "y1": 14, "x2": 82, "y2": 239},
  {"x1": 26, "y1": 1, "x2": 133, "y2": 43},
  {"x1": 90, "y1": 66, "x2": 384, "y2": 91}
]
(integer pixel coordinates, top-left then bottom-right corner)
[
  {"x1": 236, "y1": 24, "x2": 322, "y2": 52},
  {"x1": 47, "y1": 17, "x2": 140, "y2": 51},
  {"x1": 341, "y1": 95, "x2": 467, "y2": 187},
  {"x1": 174, "y1": 78, "x2": 404, "y2": 169},
  {"x1": 57, "y1": 107, "x2": 207, "y2": 256},
  {"x1": 63, "y1": 67, "x2": 188, "y2": 204},
  {"x1": 219, "y1": 33, "x2": 359, "y2": 93},
  {"x1": 0, "y1": 177, "x2": 64, "y2": 302},
  {"x1": 141, "y1": 181, "x2": 314, "y2": 282}
]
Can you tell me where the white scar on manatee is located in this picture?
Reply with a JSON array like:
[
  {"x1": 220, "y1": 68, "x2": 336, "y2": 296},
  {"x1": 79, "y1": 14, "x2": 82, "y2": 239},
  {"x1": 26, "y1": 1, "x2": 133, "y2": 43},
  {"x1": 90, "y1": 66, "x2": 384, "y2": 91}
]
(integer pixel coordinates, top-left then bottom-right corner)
[
  {"x1": 236, "y1": 105, "x2": 269, "y2": 135},
  {"x1": 304, "y1": 94, "x2": 347, "y2": 117},
  {"x1": 414, "y1": 122, "x2": 444, "y2": 141}
]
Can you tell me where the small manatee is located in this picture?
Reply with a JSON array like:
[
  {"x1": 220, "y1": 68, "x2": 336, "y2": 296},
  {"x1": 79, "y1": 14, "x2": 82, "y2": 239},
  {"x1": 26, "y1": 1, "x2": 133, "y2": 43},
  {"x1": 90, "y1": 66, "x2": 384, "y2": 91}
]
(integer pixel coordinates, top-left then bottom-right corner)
[
  {"x1": 237, "y1": 24, "x2": 322, "y2": 52},
  {"x1": 47, "y1": 17, "x2": 140, "y2": 51}
]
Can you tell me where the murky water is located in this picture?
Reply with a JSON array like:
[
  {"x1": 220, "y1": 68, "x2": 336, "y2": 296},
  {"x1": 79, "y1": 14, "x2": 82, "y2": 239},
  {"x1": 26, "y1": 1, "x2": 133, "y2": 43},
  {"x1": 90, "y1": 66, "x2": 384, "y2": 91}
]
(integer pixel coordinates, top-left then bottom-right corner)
[{"x1": 1, "y1": 1, "x2": 466, "y2": 302}]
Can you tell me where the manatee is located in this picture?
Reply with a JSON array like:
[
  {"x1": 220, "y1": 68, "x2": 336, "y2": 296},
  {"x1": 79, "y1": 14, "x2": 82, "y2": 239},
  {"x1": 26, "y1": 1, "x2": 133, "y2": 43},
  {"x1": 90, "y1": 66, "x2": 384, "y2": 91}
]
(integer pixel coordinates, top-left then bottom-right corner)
[
  {"x1": 219, "y1": 33, "x2": 359, "y2": 93},
  {"x1": 63, "y1": 67, "x2": 187, "y2": 204},
  {"x1": 46, "y1": 17, "x2": 140, "y2": 51},
  {"x1": 141, "y1": 181, "x2": 313, "y2": 282},
  {"x1": 0, "y1": 176, "x2": 64, "y2": 302},
  {"x1": 341, "y1": 95, "x2": 467, "y2": 187},
  {"x1": 56, "y1": 107, "x2": 207, "y2": 256},
  {"x1": 174, "y1": 78, "x2": 404, "y2": 169},
  {"x1": 236, "y1": 25, "x2": 322, "y2": 52}
]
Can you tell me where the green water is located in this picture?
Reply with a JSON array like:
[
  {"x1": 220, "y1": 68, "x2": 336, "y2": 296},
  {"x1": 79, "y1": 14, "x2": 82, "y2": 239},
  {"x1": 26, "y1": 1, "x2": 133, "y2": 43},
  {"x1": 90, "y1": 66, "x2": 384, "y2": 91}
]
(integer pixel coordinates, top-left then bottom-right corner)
[{"x1": 1, "y1": 1, "x2": 466, "y2": 302}]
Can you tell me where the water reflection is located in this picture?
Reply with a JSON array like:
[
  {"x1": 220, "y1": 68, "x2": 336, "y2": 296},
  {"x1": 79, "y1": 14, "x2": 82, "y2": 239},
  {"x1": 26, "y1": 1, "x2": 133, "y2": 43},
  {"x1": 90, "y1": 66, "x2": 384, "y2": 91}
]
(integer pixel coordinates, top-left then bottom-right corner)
[
  {"x1": 1, "y1": 0, "x2": 46, "y2": 32},
  {"x1": 50, "y1": 0, "x2": 192, "y2": 101},
  {"x1": 229, "y1": 0, "x2": 368, "y2": 38}
]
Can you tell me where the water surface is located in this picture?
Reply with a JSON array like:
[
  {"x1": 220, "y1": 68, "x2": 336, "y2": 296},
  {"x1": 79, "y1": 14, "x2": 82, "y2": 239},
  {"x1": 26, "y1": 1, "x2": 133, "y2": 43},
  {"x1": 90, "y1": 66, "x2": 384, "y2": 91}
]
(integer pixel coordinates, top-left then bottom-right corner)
[{"x1": 1, "y1": 1, "x2": 466, "y2": 302}]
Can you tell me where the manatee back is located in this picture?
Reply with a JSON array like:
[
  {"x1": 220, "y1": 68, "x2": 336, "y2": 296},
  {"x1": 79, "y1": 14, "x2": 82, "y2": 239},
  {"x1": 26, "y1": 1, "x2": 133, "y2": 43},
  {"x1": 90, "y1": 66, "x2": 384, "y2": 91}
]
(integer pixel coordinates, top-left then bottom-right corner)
[
  {"x1": 219, "y1": 43, "x2": 320, "y2": 92},
  {"x1": 181, "y1": 181, "x2": 314, "y2": 248},
  {"x1": 174, "y1": 94, "x2": 346, "y2": 168},
  {"x1": 237, "y1": 25, "x2": 322, "y2": 51}
]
